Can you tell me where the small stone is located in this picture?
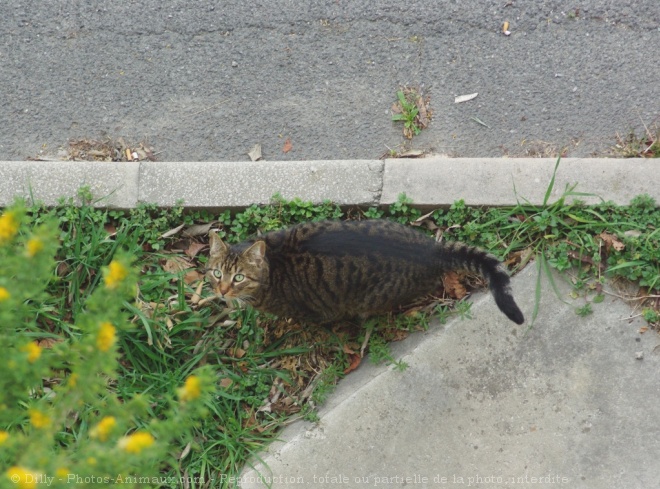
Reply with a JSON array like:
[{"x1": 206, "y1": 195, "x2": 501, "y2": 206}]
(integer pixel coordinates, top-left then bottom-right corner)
[
  {"x1": 231, "y1": 61, "x2": 238, "y2": 67},
  {"x1": 635, "y1": 351, "x2": 644, "y2": 360}
]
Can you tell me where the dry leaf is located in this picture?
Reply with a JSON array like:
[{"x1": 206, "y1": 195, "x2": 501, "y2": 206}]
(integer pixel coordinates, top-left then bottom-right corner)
[
  {"x1": 455, "y1": 93, "x2": 478, "y2": 104},
  {"x1": 105, "y1": 223, "x2": 117, "y2": 236},
  {"x1": 162, "y1": 256, "x2": 195, "y2": 274},
  {"x1": 183, "y1": 270, "x2": 204, "y2": 285},
  {"x1": 161, "y1": 224, "x2": 185, "y2": 239},
  {"x1": 398, "y1": 149, "x2": 425, "y2": 158},
  {"x1": 219, "y1": 378, "x2": 233, "y2": 388},
  {"x1": 416, "y1": 96, "x2": 429, "y2": 128},
  {"x1": 343, "y1": 354, "x2": 362, "y2": 374},
  {"x1": 443, "y1": 271, "x2": 467, "y2": 299},
  {"x1": 598, "y1": 232, "x2": 625, "y2": 252},
  {"x1": 282, "y1": 138, "x2": 293, "y2": 153},
  {"x1": 178, "y1": 442, "x2": 192, "y2": 460},
  {"x1": 185, "y1": 241, "x2": 207, "y2": 259},
  {"x1": 248, "y1": 143, "x2": 262, "y2": 161},
  {"x1": 183, "y1": 222, "x2": 215, "y2": 237},
  {"x1": 38, "y1": 338, "x2": 61, "y2": 349}
]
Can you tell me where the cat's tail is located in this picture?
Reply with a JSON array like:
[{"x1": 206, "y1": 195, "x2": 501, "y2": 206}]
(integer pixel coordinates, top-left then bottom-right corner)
[{"x1": 436, "y1": 241, "x2": 525, "y2": 325}]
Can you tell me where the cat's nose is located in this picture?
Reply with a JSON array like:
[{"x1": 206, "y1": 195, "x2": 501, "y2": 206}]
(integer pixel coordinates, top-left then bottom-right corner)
[{"x1": 217, "y1": 284, "x2": 230, "y2": 296}]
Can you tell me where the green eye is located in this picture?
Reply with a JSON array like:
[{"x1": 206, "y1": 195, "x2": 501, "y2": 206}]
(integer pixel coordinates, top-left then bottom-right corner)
[
  {"x1": 233, "y1": 273, "x2": 245, "y2": 283},
  {"x1": 212, "y1": 269, "x2": 222, "y2": 279}
]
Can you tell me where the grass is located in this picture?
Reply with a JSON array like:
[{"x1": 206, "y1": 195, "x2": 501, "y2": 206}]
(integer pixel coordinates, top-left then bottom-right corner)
[
  {"x1": 391, "y1": 87, "x2": 431, "y2": 139},
  {"x1": 612, "y1": 122, "x2": 660, "y2": 158},
  {"x1": 5, "y1": 167, "x2": 660, "y2": 487}
]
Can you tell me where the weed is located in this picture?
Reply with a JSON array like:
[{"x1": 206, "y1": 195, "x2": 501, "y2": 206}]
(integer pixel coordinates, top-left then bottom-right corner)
[
  {"x1": 576, "y1": 303, "x2": 593, "y2": 317},
  {"x1": 612, "y1": 123, "x2": 660, "y2": 158},
  {"x1": 391, "y1": 87, "x2": 431, "y2": 139}
]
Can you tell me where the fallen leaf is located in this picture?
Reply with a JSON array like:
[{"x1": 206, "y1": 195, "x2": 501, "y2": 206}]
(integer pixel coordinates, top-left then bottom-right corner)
[
  {"x1": 162, "y1": 255, "x2": 195, "y2": 274},
  {"x1": 411, "y1": 210, "x2": 439, "y2": 231},
  {"x1": 38, "y1": 338, "x2": 61, "y2": 349},
  {"x1": 161, "y1": 223, "x2": 185, "y2": 239},
  {"x1": 416, "y1": 96, "x2": 429, "y2": 128},
  {"x1": 282, "y1": 138, "x2": 293, "y2": 153},
  {"x1": 639, "y1": 326, "x2": 648, "y2": 334},
  {"x1": 455, "y1": 93, "x2": 478, "y2": 104},
  {"x1": 598, "y1": 232, "x2": 625, "y2": 252},
  {"x1": 178, "y1": 442, "x2": 192, "y2": 460},
  {"x1": 248, "y1": 143, "x2": 262, "y2": 161},
  {"x1": 104, "y1": 223, "x2": 117, "y2": 236},
  {"x1": 219, "y1": 378, "x2": 233, "y2": 388},
  {"x1": 185, "y1": 241, "x2": 207, "y2": 258},
  {"x1": 183, "y1": 270, "x2": 204, "y2": 285},
  {"x1": 398, "y1": 149, "x2": 425, "y2": 158},
  {"x1": 443, "y1": 271, "x2": 467, "y2": 299},
  {"x1": 343, "y1": 353, "x2": 362, "y2": 374},
  {"x1": 183, "y1": 222, "x2": 215, "y2": 237}
]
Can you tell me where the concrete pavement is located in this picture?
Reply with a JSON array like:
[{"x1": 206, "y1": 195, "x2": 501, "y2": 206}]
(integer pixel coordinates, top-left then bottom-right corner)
[{"x1": 1, "y1": 158, "x2": 658, "y2": 209}]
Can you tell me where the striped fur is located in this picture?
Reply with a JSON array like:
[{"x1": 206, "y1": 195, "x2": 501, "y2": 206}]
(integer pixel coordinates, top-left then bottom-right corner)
[{"x1": 206, "y1": 220, "x2": 524, "y2": 325}]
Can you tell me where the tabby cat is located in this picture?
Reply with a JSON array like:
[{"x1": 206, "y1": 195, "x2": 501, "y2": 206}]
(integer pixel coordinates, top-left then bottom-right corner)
[{"x1": 205, "y1": 220, "x2": 524, "y2": 325}]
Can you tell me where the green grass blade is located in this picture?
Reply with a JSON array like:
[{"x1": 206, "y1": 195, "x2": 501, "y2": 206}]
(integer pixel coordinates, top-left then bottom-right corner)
[{"x1": 543, "y1": 157, "x2": 562, "y2": 206}]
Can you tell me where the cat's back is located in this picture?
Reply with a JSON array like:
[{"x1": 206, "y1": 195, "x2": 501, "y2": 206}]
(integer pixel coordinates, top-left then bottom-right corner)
[
  {"x1": 257, "y1": 220, "x2": 440, "y2": 322},
  {"x1": 263, "y1": 219, "x2": 436, "y2": 263}
]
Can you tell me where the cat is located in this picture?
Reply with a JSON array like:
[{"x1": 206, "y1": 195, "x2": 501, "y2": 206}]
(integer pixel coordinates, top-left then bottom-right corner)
[{"x1": 205, "y1": 220, "x2": 525, "y2": 325}]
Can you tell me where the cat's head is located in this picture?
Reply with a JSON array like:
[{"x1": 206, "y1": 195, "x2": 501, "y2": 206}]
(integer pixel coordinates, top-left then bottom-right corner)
[{"x1": 205, "y1": 232, "x2": 268, "y2": 306}]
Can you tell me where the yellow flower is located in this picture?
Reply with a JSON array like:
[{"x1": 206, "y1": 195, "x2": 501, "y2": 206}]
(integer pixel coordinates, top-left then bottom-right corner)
[
  {"x1": 67, "y1": 373, "x2": 79, "y2": 388},
  {"x1": 5, "y1": 467, "x2": 39, "y2": 489},
  {"x1": 25, "y1": 237, "x2": 44, "y2": 257},
  {"x1": 177, "y1": 375, "x2": 202, "y2": 402},
  {"x1": 0, "y1": 431, "x2": 8, "y2": 444},
  {"x1": 96, "y1": 322, "x2": 117, "y2": 352},
  {"x1": 21, "y1": 342, "x2": 41, "y2": 363},
  {"x1": 0, "y1": 211, "x2": 19, "y2": 243},
  {"x1": 28, "y1": 409, "x2": 51, "y2": 429},
  {"x1": 90, "y1": 416, "x2": 116, "y2": 442},
  {"x1": 118, "y1": 431, "x2": 155, "y2": 454},
  {"x1": 0, "y1": 287, "x2": 10, "y2": 302},
  {"x1": 104, "y1": 261, "x2": 128, "y2": 289},
  {"x1": 55, "y1": 468, "x2": 70, "y2": 479},
  {"x1": 86, "y1": 457, "x2": 97, "y2": 466}
]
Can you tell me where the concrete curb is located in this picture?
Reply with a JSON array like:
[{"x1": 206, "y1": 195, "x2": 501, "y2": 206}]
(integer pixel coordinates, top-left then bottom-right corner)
[{"x1": 0, "y1": 158, "x2": 657, "y2": 209}]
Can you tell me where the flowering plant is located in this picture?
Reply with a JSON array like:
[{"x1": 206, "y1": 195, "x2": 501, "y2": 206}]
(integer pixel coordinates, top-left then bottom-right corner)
[{"x1": 0, "y1": 205, "x2": 215, "y2": 489}]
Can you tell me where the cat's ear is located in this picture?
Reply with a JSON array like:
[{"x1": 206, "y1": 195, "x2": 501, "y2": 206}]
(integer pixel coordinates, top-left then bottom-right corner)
[
  {"x1": 209, "y1": 231, "x2": 230, "y2": 257},
  {"x1": 242, "y1": 241, "x2": 266, "y2": 266}
]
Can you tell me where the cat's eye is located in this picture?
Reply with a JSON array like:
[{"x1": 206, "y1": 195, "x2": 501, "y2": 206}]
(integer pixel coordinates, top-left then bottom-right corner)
[
  {"x1": 233, "y1": 274, "x2": 245, "y2": 283},
  {"x1": 212, "y1": 269, "x2": 222, "y2": 279}
]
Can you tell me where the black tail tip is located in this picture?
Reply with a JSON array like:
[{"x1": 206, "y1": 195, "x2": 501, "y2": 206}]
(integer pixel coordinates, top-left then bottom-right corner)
[
  {"x1": 493, "y1": 290, "x2": 525, "y2": 324},
  {"x1": 507, "y1": 307, "x2": 525, "y2": 325}
]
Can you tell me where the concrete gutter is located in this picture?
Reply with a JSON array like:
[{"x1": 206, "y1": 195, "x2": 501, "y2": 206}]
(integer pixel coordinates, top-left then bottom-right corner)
[{"x1": 1, "y1": 158, "x2": 657, "y2": 209}]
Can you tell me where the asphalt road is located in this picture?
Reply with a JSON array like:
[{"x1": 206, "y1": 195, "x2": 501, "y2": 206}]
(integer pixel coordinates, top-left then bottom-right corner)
[{"x1": 1, "y1": 1, "x2": 658, "y2": 162}]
